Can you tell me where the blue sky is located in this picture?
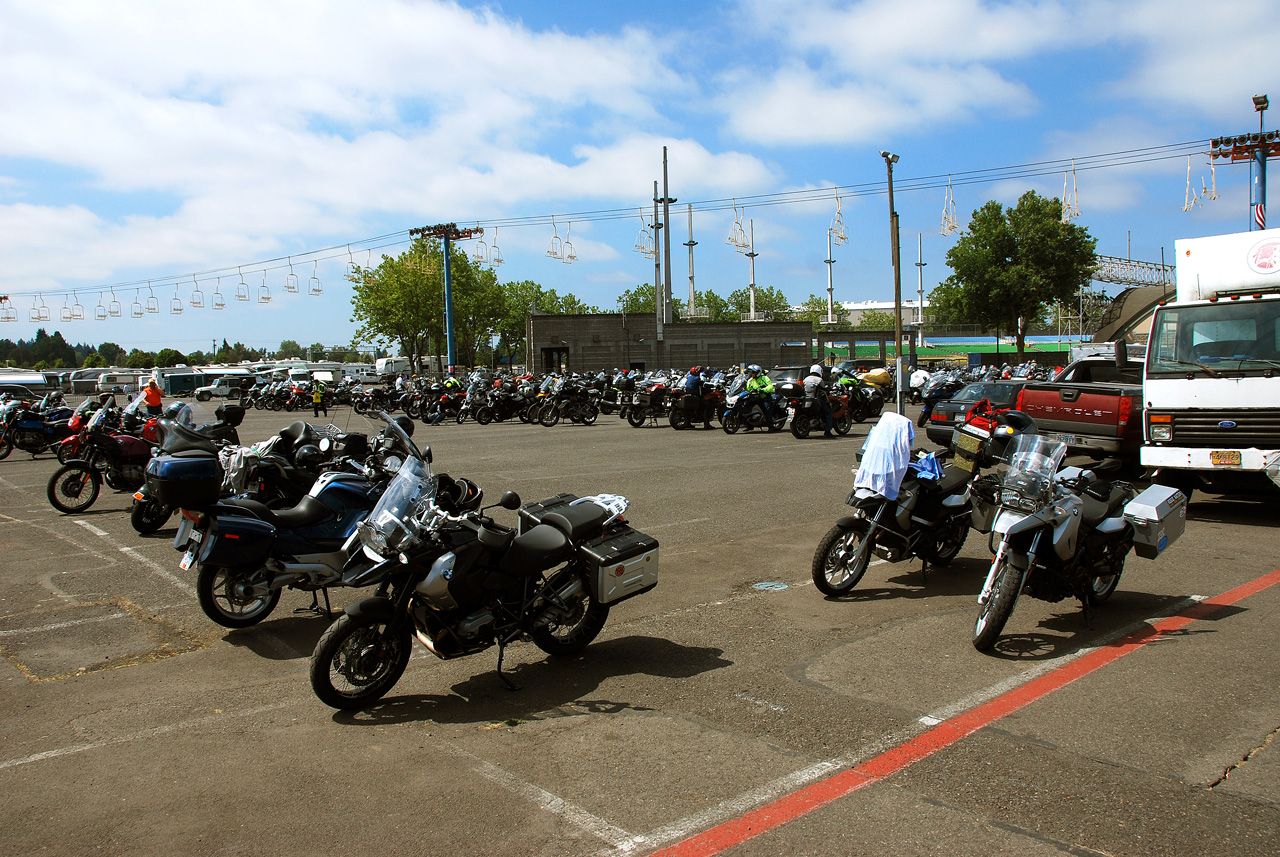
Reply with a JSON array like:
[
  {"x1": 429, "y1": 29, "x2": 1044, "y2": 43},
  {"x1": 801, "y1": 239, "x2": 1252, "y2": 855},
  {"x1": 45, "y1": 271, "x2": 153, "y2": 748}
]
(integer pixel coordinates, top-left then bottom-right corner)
[{"x1": 0, "y1": 0, "x2": 1276, "y2": 355}]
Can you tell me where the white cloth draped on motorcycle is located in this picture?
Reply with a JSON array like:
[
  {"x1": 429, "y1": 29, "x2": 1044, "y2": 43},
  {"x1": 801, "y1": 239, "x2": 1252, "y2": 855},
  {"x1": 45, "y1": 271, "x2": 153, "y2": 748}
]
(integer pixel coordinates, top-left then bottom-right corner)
[{"x1": 854, "y1": 412, "x2": 916, "y2": 500}]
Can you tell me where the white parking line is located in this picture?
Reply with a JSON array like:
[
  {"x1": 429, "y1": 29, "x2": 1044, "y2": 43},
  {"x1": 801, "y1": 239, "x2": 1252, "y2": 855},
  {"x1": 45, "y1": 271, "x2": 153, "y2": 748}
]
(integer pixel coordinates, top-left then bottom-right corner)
[{"x1": 0, "y1": 611, "x2": 129, "y2": 637}]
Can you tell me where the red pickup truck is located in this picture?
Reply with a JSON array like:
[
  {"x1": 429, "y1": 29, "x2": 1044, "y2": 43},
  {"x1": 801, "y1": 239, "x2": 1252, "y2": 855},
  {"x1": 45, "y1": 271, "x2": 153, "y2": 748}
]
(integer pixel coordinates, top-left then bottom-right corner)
[{"x1": 1015, "y1": 357, "x2": 1144, "y2": 459}]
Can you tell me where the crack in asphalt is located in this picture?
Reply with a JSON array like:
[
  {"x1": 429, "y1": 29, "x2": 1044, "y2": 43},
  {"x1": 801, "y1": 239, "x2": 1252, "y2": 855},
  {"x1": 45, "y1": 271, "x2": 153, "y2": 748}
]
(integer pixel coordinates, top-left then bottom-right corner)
[{"x1": 1209, "y1": 725, "x2": 1280, "y2": 789}]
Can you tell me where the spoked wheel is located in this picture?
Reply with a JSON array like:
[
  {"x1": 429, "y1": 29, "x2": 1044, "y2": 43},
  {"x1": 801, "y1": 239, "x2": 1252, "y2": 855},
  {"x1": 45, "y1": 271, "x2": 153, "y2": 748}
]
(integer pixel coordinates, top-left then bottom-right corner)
[
  {"x1": 540, "y1": 405, "x2": 560, "y2": 427},
  {"x1": 531, "y1": 570, "x2": 610, "y2": 656},
  {"x1": 130, "y1": 499, "x2": 173, "y2": 534},
  {"x1": 580, "y1": 405, "x2": 599, "y2": 426},
  {"x1": 310, "y1": 613, "x2": 413, "y2": 710},
  {"x1": 920, "y1": 517, "x2": 968, "y2": 565},
  {"x1": 722, "y1": 412, "x2": 741, "y2": 434},
  {"x1": 196, "y1": 564, "x2": 281, "y2": 628},
  {"x1": 973, "y1": 556, "x2": 1024, "y2": 651},
  {"x1": 811, "y1": 524, "x2": 873, "y2": 596},
  {"x1": 47, "y1": 463, "x2": 101, "y2": 513},
  {"x1": 456, "y1": 409, "x2": 467, "y2": 424},
  {"x1": 56, "y1": 442, "x2": 77, "y2": 464},
  {"x1": 834, "y1": 411, "x2": 853, "y2": 435}
]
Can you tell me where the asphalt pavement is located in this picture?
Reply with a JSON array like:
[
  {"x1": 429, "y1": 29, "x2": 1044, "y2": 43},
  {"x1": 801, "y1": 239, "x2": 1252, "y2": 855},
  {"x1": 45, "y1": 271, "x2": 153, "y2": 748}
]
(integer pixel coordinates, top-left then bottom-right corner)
[{"x1": 1, "y1": 402, "x2": 1276, "y2": 856}]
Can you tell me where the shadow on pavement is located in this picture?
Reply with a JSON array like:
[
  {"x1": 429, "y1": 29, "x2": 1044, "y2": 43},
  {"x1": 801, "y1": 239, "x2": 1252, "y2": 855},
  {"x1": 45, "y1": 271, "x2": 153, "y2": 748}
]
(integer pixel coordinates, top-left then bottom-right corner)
[
  {"x1": 222, "y1": 613, "x2": 332, "y2": 659},
  {"x1": 330, "y1": 635, "x2": 733, "y2": 726}
]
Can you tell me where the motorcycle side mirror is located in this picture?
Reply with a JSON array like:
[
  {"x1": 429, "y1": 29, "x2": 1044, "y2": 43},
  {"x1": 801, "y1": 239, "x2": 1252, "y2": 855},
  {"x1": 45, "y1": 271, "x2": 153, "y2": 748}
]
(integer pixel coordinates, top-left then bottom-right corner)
[
  {"x1": 498, "y1": 490, "x2": 521, "y2": 510},
  {"x1": 422, "y1": 445, "x2": 432, "y2": 464}
]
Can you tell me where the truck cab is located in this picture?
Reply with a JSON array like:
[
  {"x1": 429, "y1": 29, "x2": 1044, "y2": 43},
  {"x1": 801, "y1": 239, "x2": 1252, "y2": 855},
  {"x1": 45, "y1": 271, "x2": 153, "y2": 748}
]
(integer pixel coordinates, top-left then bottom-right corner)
[{"x1": 1141, "y1": 229, "x2": 1280, "y2": 496}]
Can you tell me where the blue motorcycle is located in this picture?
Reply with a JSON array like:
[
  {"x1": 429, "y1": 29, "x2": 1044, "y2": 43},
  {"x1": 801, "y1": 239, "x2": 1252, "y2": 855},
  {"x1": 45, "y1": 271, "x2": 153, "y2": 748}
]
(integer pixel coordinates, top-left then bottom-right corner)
[{"x1": 0, "y1": 392, "x2": 74, "y2": 460}]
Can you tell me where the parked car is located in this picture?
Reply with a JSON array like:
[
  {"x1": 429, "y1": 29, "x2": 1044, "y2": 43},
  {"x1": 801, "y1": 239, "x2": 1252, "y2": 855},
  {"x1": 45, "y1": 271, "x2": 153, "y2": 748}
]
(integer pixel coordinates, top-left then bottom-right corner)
[
  {"x1": 193, "y1": 379, "x2": 245, "y2": 402},
  {"x1": 925, "y1": 380, "x2": 1027, "y2": 445}
]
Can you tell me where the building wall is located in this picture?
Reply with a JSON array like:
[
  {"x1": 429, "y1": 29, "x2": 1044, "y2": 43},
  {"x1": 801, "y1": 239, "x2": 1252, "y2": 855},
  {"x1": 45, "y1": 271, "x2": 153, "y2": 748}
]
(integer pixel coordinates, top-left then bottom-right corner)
[{"x1": 527, "y1": 314, "x2": 817, "y2": 372}]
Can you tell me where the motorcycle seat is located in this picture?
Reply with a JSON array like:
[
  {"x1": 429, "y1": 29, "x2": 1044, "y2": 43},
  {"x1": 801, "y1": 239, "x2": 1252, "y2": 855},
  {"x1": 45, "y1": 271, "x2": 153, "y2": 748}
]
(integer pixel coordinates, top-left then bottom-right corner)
[
  {"x1": 542, "y1": 503, "x2": 608, "y2": 542},
  {"x1": 158, "y1": 419, "x2": 218, "y2": 455},
  {"x1": 220, "y1": 494, "x2": 333, "y2": 530},
  {"x1": 499, "y1": 523, "x2": 570, "y2": 575},
  {"x1": 1079, "y1": 484, "x2": 1127, "y2": 526}
]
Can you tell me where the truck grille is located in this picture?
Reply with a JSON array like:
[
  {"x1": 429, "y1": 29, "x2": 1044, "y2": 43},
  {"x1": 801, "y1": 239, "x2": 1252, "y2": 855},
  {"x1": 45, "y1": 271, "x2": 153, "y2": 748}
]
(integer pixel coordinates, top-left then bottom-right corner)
[{"x1": 1154, "y1": 409, "x2": 1280, "y2": 449}]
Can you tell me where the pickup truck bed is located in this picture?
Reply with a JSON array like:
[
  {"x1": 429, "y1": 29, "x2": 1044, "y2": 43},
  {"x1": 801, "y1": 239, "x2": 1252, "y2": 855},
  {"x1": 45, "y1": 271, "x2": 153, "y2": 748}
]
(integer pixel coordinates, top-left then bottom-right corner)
[{"x1": 1017, "y1": 380, "x2": 1143, "y2": 457}]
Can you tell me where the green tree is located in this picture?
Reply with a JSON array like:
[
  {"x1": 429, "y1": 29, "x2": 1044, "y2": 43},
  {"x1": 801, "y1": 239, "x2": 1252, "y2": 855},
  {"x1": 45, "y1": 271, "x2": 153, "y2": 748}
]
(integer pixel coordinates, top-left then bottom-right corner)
[
  {"x1": 125, "y1": 349, "x2": 156, "y2": 369},
  {"x1": 80, "y1": 352, "x2": 108, "y2": 369},
  {"x1": 276, "y1": 340, "x2": 305, "y2": 359},
  {"x1": 726, "y1": 285, "x2": 792, "y2": 319},
  {"x1": 186, "y1": 350, "x2": 208, "y2": 366},
  {"x1": 674, "y1": 288, "x2": 734, "y2": 323},
  {"x1": 307, "y1": 343, "x2": 328, "y2": 362},
  {"x1": 616, "y1": 286, "x2": 656, "y2": 316},
  {"x1": 496, "y1": 281, "x2": 594, "y2": 370},
  {"x1": 155, "y1": 348, "x2": 185, "y2": 367},
  {"x1": 98, "y1": 342, "x2": 125, "y2": 365},
  {"x1": 929, "y1": 190, "x2": 1097, "y2": 360},
  {"x1": 856, "y1": 309, "x2": 896, "y2": 329}
]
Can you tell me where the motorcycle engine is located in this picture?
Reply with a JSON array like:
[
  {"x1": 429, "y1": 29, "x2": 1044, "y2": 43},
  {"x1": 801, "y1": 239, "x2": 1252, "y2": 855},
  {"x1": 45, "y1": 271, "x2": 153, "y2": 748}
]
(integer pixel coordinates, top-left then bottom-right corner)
[{"x1": 16, "y1": 430, "x2": 44, "y2": 450}]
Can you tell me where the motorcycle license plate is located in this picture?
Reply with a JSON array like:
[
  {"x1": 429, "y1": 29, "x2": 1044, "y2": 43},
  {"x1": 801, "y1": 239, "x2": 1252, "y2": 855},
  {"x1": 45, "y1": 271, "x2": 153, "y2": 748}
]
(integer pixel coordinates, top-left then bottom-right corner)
[
  {"x1": 1210, "y1": 450, "x2": 1241, "y2": 467},
  {"x1": 179, "y1": 549, "x2": 196, "y2": 571}
]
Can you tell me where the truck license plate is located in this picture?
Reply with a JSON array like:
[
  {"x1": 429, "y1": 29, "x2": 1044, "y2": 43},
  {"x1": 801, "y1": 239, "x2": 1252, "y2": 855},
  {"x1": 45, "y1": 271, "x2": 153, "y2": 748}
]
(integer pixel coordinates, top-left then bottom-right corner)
[
  {"x1": 1056, "y1": 434, "x2": 1078, "y2": 445},
  {"x1": 1210, "y1": 450, "x2": 1241, "y2": 467}
]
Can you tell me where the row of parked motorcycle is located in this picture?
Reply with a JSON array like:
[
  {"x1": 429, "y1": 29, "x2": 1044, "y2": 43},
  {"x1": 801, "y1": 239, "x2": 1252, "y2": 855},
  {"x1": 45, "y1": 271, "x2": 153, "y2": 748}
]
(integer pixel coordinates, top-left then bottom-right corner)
[
  {"x1": 811, "y1": 399, "x2": 1184, "y2": 651},
  {"x1": 342, "y1": 366, "x2": 894, "y2": 439},
  {"x1": 1, "y1": 386, "x2": 662, "y2": 710}
]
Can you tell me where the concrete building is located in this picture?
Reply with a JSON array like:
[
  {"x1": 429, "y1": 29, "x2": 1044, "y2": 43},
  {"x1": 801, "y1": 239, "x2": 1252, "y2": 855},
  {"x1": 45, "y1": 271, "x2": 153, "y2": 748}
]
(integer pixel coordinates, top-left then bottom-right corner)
[{"x1": 526, "y1": 314, "x2": 816, "y2": 372}]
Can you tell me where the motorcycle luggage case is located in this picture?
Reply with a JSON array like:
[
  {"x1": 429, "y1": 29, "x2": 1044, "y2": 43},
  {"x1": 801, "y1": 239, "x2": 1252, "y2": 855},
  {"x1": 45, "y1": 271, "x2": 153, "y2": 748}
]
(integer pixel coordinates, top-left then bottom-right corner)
[
  {"x1": 145, "y1": 452, "x2": 224, "y2": 509},
  {"x1": 577, "y1": 525, "x2": 659, "y2": 605},
  {"x1": 1123, "y1": 484, "x2": 1187, "y2": 559},
  {"x1": 518, "y1": 493, "x2": 580, "y2": 534}
]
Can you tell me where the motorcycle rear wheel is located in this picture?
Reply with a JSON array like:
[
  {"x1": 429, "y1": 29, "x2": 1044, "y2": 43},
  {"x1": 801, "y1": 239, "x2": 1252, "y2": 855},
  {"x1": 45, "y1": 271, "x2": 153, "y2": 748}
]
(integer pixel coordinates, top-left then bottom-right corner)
[
  {"x1": 722, "y1": 413, "x2": 741, "y2": 434},
  {"x1": 790, "y1": 417, "x2": 811, "y2": 439},
  {"x1": 811, "y1": 524, "x2": 871, "y2": 596},
  {"x1": 920, "y1": 517, "x2": 968, "y2": 565},
  {"x1": 310, "y1": 613, "x2": 413, "y2": 709},
  {"x1": 56, "y1": 442, "x2": 76, "y2": 464},
  {"x1": 352, "y1": 400, "x2": 367, "y2": 415},
  {"x1": 626, "y1": 410, "x2": 646, "y2": 428},
  {"x1": 669, "y1": 409, "x2": 691, "y2": 430},
  {"x1": 47, "y1": 463, "x2": 100, "y2": 513},
  {"x1": 531, "y1": 570, "x2": 610, "y2": 656},
  {"x1": 834, "y1": 411, "x2": 853, "y2": 436},
  {"x1": 196, "y1": 564, "x2": 281, "y2": 628},
  {"x1": 130, "y1": 499, "x2": 173, "y2": 534},
  {"x1": 0, "y1": 435, "x2": 12, "y2": 460},
  {"x1": 475, "y1": 405, "x2": 494, "y2": 425},
  {"x1": 973, "y1": 556, "x2": 1023, "y2": 651},
  {"x1": 580, "y1": 405, "x2": 599, "y2": 426}
]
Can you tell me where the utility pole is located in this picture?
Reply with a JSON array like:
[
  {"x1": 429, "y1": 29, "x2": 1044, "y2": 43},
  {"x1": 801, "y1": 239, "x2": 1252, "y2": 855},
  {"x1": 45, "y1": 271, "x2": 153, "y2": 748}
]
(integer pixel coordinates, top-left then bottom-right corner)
[
  {"x1": 409, "y1": 222, "x2": 482, "y2": 371},
  {"x1": 881, "y1": 151, "x2": 904, "y2": 414},
  {"x1": 915, "y1": 233, "x2": 926, "y2": 350},
  {"x1": 825, "y1": 229, "x2": 836, "y2": 325},
  {"x1": 652, "y1": 182, "x2": 663, "y2": 345},
  {"x1": 747, "y1": 220, "x2": 758, "y2": 320},
  {"x1": 684, "y1": 204, "x2": 698, "y2": 316},
  {"x1": 1211, "y1": 94, "x2": 1278, "y2": 230},
  {"x1": 660, "y1": 147, "x2": 676, "y2": 325}
]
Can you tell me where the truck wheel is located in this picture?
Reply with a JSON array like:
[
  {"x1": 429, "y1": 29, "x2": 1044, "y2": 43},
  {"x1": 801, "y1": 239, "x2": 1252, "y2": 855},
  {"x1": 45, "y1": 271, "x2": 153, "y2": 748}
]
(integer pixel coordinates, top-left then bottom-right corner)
[{"x1": 197, "y1": 391, "x2": 212, "y2": 402}]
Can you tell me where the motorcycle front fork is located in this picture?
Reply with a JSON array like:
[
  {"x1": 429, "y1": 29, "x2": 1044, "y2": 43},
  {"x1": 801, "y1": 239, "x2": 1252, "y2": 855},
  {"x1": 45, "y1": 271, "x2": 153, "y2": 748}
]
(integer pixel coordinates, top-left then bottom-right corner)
[{"x1": 978, "y1": 530, "x2": 1041, "y2": 605}]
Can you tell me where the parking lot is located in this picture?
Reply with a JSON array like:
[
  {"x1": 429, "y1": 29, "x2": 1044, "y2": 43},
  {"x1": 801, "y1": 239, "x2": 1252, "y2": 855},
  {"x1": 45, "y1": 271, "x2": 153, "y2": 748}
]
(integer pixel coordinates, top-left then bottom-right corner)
[{"x1": 2, "y1": 402, "x2": 1278, "y2": 856}]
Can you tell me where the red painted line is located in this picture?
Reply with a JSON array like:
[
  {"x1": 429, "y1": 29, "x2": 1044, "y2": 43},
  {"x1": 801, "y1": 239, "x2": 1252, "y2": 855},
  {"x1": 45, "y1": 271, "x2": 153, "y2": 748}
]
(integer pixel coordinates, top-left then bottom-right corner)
[{"x1": 652, "y1": 568, "x2": 1280, "y2": 857}]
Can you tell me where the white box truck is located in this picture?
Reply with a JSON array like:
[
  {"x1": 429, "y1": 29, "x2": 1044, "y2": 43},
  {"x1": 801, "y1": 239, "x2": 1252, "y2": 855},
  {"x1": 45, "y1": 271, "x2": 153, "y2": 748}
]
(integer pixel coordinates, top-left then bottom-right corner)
[{"x1": 1141, "y1": 228, "x2": 1280, "y2": 497}]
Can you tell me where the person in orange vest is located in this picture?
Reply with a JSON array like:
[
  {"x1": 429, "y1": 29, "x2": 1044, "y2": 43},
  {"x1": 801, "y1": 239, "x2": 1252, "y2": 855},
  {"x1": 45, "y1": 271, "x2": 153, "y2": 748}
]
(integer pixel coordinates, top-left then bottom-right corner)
[{"x1": 143, "y1": 378, "x2": 163, "y2": 417}]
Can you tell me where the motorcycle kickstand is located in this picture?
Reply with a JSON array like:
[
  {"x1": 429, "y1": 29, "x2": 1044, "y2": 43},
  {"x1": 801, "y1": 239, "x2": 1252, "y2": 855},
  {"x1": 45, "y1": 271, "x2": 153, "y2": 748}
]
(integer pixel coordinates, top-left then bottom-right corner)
[
  {"x1": 296, "y1": 588, "x2": 333, "y2": 618},
  {"x1": 495, "y1": 643, "x2": 521, "y2": 692}
]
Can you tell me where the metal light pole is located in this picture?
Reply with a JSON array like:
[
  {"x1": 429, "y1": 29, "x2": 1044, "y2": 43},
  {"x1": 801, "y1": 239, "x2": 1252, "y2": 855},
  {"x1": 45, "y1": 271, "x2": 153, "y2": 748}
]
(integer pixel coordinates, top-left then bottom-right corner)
[
  {"x1": 881, "y1": 151, "x2": 904, "y2": 414},
  {"x1": 1254, "y1": 94, "x2": 1268, "y2": 230},
  {"x1": 825, "y1": 228, "x2": 836, "y2": 325},
  {"x1": 660, "y1": 147, "x2": 676, "y2": 324},
  {"x1": 915, "y1": 233, "x2": 926, "y2": 351},
  {"x1": 409, "y1": 222, "x2": 481, "y2": 372},
  {"x1": 746, "y1": 220, "x2": 758, "y2": 320}
]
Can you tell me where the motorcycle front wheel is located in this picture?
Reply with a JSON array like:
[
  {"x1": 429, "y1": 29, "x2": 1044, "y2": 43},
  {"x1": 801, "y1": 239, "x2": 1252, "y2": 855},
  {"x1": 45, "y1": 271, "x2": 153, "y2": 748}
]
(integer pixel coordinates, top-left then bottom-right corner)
[
  {"x1": 474, "y1": 405, "x2": 494, "y2": 425},
  {"x1": 973, "y1": 556, "x2": 1023, "y2": 651},
  {"x1": 56, "y1": 442, "x2": 76, "y2": 464},
  {"x1": 310, "y1": 613, "x2": 413, "y2": 709},
  {"x1": 531, "y1": 570, "x2": 610, "y2": 656},
  {"x1": 626, "y1": 410, "x2": 646, "y2": 428},
  {"x1": 196, "y1": 564, "x2": 281, "y2": 628},
  {"x1": 834, "y1": 411, "x2": 853, "y2": 436},
  {"x1": 811, "y1": 524, "x2": 872, "y2": 596},
  {"x1": 722, "y1": 412, "x2": 741, "y2": 434},
  {"x1": 47, "y1": 463, "x2": 101, "y2": 513},
  {"x1": 130, "y1": 499, "x2": 173, "y2": 534},
  {"x1": 916, "y1": 407, "x2": 930, "y2": 428},
  {"x1": 540, "y1": 405, "x2": 560, "y2": 427},
  {"x1": 0, "y1": 434, "x2": 12, "y2": 460}
]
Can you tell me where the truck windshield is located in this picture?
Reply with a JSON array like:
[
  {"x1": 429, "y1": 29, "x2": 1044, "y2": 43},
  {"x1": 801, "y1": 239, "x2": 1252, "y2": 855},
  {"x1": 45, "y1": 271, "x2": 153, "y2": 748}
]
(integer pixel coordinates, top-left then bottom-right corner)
[{"x1": 1148, "y1": 299, "x2": 1280, "y2": 374}]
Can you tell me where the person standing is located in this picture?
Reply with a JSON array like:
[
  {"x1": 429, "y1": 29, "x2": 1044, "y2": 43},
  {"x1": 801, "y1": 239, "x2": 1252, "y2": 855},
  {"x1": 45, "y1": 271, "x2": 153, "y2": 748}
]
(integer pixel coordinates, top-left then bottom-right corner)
[
  {"x1": 312, "y1": 380, "x2": 328, "y2": 418},
  {"x1": 142, "y1": 378, "x2": 163, "y2": 417}
]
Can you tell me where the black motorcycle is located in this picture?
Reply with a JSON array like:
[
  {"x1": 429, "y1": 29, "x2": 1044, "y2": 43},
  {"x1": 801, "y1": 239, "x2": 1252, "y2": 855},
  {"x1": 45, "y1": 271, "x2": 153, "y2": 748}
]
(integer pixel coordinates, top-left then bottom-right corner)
[
  {"x1": 811, "y1": 407, "x2": 1034, "y2": 596},
  {"x1": 917, "y1": 371, "x2": 965, "y2": 427},
  {"x1": 308, "y1": 451, "x2": 660, "y2": 709},
  {"x1": 0, "y1": 392, "x2": 74, "y2": 459}
]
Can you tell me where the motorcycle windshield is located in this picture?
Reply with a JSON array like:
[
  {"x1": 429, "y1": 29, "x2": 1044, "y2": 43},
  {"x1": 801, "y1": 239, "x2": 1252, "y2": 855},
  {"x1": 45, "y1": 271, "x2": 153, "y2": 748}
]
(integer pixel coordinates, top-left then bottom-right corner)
[
  {"x1": 1003, "y1": 435, "x2": 1067, "y2": 498},
  {"x1": 360, "y1": 455, "x2": 435, "y2": 556},
  {"x1": 122, "y1": 396, "x2": 147, "y2": 418},
  {"x1": 86, "y1": 408, "x2": 108, "y2": 432}
]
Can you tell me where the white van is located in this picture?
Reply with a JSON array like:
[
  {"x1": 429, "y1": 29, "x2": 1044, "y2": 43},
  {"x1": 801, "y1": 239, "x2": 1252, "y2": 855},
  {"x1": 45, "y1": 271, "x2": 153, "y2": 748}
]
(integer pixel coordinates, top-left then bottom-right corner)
[{"x1": 96, "y1": 372, "x2": 145, "y2": 394}]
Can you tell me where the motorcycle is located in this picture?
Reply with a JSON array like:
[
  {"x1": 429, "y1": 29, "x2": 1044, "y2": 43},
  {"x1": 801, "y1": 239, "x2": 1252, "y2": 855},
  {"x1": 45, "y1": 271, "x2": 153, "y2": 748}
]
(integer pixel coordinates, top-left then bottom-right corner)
[
  {"x1": 668, "y1": 374, "x2": 723, "y2": 430},
  {"x1": 811, "y1": 406, "x2": 1033, "y2": 597},
  {"x1": 721, "y1": 377, "x2": 786, "y2": 434},
  {"x1": 0, "y1": 391, "x2": 74, "y2": 460},
  {"x1": 45, "y1": 404, "x2": 155, "y2": 513},
  {"x1": 539, "y1": 376, "x2": 600, "y2": 427},
  {"x1": 162, "y1": 414, "x2": 446, "y2": 627},
  {"x1": 626, "y1": 375, "x2": 671, "y2": 427},
  {"x1": 307, "y1": 446, "x2": 660, "y2": 709},
  {"x1": 788, "y1": 388, "x2": 854, "y2": 439},
  {"x1": 127, "y1": 403, "x2": 245, "y2": 534},
  {"x1": 971, "y1": 435, "x2": 1185, "y2": 650},
  {"x1": 917, "y1": 370, "x2": 965, "y2": 427}
]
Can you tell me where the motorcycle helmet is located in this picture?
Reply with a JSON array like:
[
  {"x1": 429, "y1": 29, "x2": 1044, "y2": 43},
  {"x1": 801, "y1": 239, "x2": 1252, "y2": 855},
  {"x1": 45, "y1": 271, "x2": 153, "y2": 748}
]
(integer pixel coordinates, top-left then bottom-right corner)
[
  {"x1": 435, "y1": 473, "x2": 483, "y2": 514},
  {"x1": 295, "y1": 444, "x2": 324, "y2": 470},
  {"x1": 747, "y1": 364, "x2": 762, "y2": 375},
  {"x1": 162, "y1": 401, "x2": 186, "y2": 420}
]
